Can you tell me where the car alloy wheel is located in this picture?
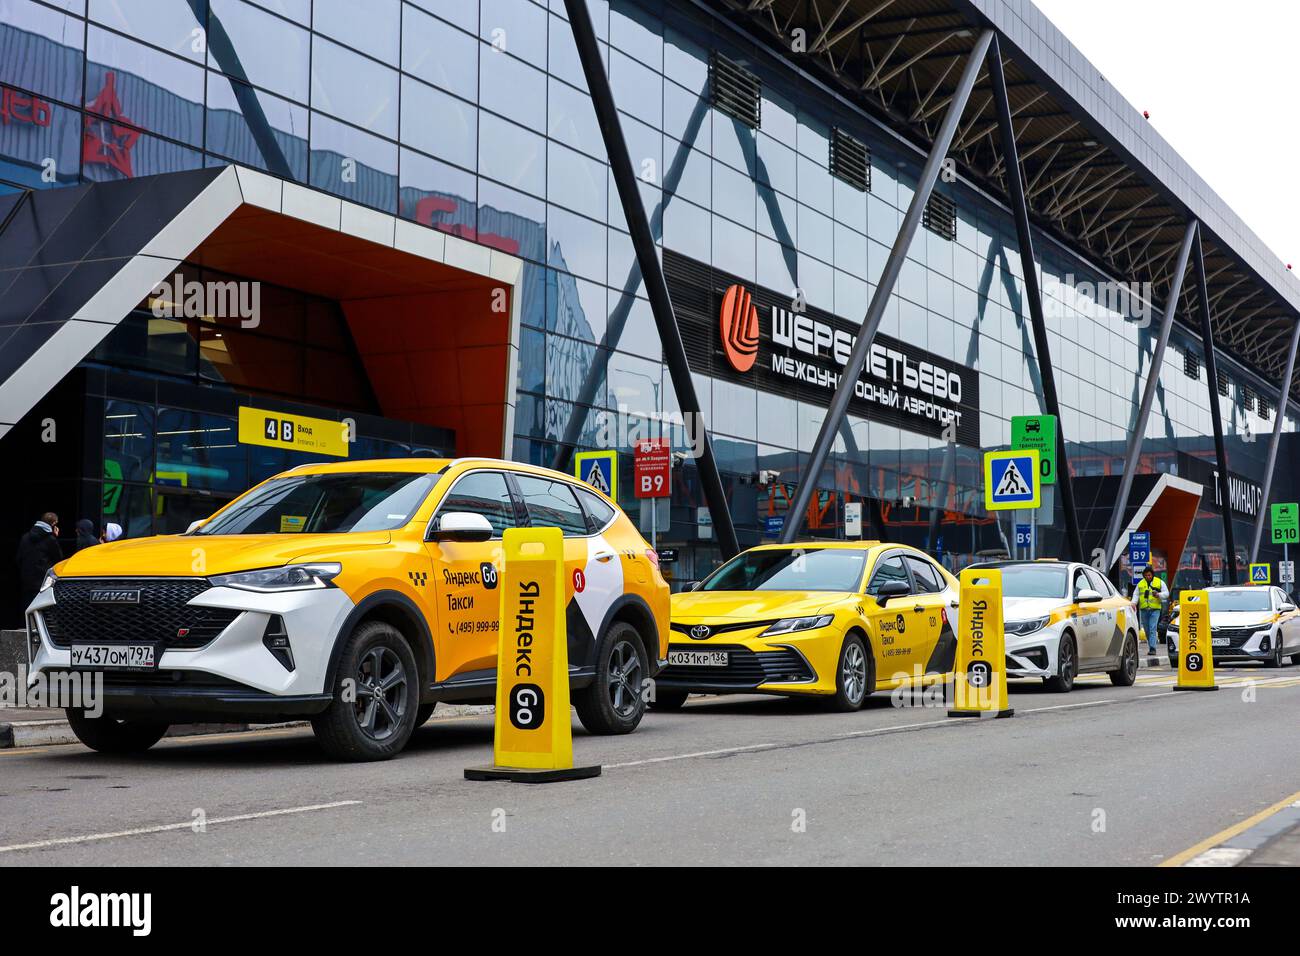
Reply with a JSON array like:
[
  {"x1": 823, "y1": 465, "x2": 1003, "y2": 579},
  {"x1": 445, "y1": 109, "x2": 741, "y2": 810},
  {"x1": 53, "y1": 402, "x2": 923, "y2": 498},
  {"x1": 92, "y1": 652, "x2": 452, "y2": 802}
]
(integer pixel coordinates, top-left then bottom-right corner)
[
  {"x1": 842, "y1": 640, "x2": 867, "y2": 704},
  {"x1": 607, "y1": 636, "x2": 643, "y2": 719},
  {"x1": 354, "y1": 645, "x2": 409, "y2": 741}
]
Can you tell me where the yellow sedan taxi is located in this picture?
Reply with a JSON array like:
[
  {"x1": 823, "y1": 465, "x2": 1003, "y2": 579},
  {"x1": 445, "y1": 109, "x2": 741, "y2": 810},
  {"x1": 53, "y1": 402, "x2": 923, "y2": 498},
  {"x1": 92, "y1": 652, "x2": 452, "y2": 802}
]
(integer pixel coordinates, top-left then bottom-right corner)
[{"x1": 653, "y1": 542, "x2": 959, "y2": 711}]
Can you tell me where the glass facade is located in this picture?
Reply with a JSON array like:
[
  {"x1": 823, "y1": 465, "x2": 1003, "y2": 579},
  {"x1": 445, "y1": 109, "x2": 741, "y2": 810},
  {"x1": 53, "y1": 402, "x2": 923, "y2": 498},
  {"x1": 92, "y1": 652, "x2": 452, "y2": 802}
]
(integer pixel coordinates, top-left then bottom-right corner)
[{"x1": 1, "y1": 0, "x2": 1294, "y2": 588}]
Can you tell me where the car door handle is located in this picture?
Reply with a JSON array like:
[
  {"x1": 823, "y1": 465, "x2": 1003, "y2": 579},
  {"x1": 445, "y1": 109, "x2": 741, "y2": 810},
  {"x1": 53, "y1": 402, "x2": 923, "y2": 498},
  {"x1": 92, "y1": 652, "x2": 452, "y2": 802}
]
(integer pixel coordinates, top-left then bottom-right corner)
[
  {"x1": 593, "y1": 552, "x2": 616, "y2": 563},
  {"x1": 949, "y1": 601, "x2": 959, "y2": 609},
  {"x1": 913, "y1": 605, "x2": 926, "y2": 613}
]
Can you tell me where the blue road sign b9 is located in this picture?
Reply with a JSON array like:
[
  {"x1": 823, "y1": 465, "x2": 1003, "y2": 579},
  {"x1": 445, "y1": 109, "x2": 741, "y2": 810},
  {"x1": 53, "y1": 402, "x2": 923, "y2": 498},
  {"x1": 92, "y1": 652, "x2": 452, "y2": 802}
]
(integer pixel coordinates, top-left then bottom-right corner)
[{"x1": 1015, "y1": 524, "x2": 1032, "y2": 547}]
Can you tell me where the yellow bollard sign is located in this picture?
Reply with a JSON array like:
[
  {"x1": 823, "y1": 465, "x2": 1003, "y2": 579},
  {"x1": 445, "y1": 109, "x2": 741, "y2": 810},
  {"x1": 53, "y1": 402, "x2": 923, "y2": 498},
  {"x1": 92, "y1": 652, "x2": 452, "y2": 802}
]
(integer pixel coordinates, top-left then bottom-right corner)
[
  {"x1": 465, "y1": 527, "x2": 601, "y2": 783},
  {"x1": 948, "y1": 567, "x2": 1014, "y2": 718},
  {"x1": 1175, "y1": 589, "x2": 1218, "y2": 692}
]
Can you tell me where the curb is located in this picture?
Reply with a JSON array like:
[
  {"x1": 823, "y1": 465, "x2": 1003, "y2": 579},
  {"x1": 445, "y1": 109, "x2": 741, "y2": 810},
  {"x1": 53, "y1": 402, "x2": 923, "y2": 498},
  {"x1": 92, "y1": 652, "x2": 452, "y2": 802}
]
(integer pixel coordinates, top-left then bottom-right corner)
[
  {"x1": 0, "y1": 704, "x2": 494, "y2": 750},
  {"x1": 1181, "y1": 800, "x2": 1300, "y2": 866}
]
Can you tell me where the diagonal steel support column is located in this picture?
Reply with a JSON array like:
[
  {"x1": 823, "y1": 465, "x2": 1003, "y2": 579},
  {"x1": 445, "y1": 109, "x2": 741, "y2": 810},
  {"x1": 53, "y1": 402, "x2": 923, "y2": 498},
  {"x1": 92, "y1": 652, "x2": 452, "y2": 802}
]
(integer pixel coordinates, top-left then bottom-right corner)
[
  {"x1": 562, "y1": 0, "x2": 739, "y2": 558},
  {"x1": 1250, "y1": 319, "x2": 1300, "y2": 562},
  {"x1": 781, "y1": 28, "x2": 994, "y2": 543},
  {"x1": 986, "y1": 35, "x2": 1083, "y2": 563},
  {"x1": 1193, "y1": 224, "x2": 1238, "y2": 583},
  {"x1": 1101, "y1": 219, "x2": 1197, "y2": 571}
]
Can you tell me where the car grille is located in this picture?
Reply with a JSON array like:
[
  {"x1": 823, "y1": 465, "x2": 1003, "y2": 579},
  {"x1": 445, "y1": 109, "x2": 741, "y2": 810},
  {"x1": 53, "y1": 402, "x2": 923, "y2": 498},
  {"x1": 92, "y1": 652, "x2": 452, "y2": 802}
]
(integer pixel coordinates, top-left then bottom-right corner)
[
  {"x1": 41, "y1": 578, "x2": 240, "y2": 650},
  {"x1": 661, "y1": 644, "x2": 814, "y2": 687},
  {"x1": 1210, "y1": 626, "x2": 1261, "y2": 649},
  {"x1": 669, "y1": 620, "x2": 777, "y2": 638}
]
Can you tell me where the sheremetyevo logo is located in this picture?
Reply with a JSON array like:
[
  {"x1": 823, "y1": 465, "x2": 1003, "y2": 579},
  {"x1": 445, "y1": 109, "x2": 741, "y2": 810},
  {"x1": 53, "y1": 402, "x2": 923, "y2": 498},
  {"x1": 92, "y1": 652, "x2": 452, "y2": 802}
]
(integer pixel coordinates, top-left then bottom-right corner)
[{"x1": 49, "y1": 886, "x2": 151, "y2": 936}]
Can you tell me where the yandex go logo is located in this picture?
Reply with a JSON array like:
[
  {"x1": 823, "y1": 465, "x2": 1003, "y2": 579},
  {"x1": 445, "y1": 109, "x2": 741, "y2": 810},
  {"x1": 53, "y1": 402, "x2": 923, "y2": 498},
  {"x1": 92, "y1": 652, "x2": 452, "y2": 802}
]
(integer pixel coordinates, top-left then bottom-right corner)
[{"x1": 719, "y1": 283, "x2": 760, "y2": 372}]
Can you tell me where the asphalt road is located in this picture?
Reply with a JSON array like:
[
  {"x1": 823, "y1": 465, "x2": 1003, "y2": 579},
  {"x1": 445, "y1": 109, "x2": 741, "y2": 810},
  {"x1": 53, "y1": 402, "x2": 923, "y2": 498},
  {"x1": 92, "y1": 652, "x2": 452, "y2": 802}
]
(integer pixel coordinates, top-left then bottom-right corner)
[{"x1": 2, "y1": 663, "x2": 1298, "y2": 866}]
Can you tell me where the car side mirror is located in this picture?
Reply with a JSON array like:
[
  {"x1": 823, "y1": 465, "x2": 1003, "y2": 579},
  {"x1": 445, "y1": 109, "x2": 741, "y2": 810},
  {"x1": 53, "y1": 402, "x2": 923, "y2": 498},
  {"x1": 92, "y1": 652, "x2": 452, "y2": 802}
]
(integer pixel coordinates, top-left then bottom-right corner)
[
  {"x1": 874, "y1": 580, "x2": 911, "y2": 605},
  {"x1": 1077, "y1": 588, "x2": 1103, "y2": 603},
  {"x1": 429, "y1": 512, "x2": 493, "y2": 543},
  {"x1": 1283, "y1": 603, "x2": 1296, "y2": 613},
  {"x1": 185, "y1": 519, "x2": 205, "y2": 535}
]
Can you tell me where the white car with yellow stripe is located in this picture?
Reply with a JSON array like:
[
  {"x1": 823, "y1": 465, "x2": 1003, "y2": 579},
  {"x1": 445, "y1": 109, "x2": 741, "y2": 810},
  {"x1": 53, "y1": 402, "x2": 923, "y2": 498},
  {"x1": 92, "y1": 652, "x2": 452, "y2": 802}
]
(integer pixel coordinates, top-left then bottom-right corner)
[
  {"x1": 1167, "y1": 586, "x2": 1300, "y2": 668},
  {"x1": 966, "y1": 561, "x2": 1141, "y2": 692}
]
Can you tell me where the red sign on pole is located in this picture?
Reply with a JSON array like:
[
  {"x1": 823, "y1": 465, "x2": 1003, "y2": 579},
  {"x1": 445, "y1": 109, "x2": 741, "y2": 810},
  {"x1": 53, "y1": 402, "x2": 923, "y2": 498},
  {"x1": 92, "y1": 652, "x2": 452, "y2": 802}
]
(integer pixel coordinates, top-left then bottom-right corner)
[{"x1": 633, "y1": 439, "x2": 671, "y2": 499}]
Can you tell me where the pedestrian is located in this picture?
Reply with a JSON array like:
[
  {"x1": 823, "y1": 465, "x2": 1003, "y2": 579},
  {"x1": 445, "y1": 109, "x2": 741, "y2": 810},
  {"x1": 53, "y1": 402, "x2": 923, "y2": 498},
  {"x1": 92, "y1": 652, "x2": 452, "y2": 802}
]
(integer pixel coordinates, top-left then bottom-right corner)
[
  {"x1": 1135, "y1": 566, "x2": 1169, "y2": 661},
  {"x1": 15, "y1": 512, "x2": 63, "y2": 613},
  {"x1": 74, "y1": 518, "x2": 98, "y2": 553}
]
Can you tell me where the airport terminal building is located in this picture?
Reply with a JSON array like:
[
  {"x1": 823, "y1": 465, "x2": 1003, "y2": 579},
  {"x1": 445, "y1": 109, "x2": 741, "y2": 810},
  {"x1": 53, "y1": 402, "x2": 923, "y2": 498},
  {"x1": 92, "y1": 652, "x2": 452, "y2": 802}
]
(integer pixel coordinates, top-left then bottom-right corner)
[{"x1": 2, "y1": 0, "x2": 1298, "y2": 612}]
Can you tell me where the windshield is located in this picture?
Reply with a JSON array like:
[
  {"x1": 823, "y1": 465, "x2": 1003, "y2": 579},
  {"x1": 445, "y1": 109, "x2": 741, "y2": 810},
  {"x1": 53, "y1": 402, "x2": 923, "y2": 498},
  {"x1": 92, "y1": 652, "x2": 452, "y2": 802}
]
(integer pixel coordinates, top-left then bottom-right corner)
[
  {"x1": 700, "y1": 549, "x2": 866, "y2": 592},
  {"x1": 198, "y1": 472, "x2": 438, "y2": 535},
  {"x1": 971, "y1": 564, "x2": 1068, "y2": 599},
  {"x1": 1207, "y1": 590, "x2": 1272, "y2": 612}
]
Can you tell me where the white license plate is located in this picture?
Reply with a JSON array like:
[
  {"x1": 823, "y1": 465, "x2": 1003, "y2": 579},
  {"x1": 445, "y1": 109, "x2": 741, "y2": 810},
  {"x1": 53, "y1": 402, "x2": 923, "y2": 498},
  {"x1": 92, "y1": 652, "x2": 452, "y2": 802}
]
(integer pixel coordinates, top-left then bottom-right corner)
[
  {"x1": 1211, "y1": 637, "x2": 1231, "y2": 647},
  {"x1": 669, "y1": 649, "x2": 729, "y2": 667},
  {"x1": 70, "y1": 643, "x2": 156, "y2": 670}
]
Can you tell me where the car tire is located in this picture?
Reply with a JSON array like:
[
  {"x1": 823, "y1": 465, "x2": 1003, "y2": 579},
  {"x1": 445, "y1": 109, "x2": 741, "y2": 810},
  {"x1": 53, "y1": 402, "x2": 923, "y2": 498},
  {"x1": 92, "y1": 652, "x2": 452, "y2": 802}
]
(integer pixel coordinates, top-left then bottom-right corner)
[
  {"x1": 575, "y1": 622, "x2": 648, "y2": 735},
  {"x1": 1109, "y1": 631, "x2": 1140, "y2": 686},
  {"x1": 1267, "y1": 638, "x2": 1284, "y2": 668},
  {"x1": 648, "y1": 687, "x2": 689, "y2": 711},
  {"x1": 65, "y1": 709, "x2": 168, "y2": 754},
  {"x1": 826, "y1": 632, "x2": 871, "y2": 712},
  {"x1": 415, "y1": 702, "x2": 437, "y2": 726},
  {"x1": 1044, "y1": 632, "x2": 1077, "y2": 693},
  {"x1": 311, "y1": 620, "x2": 420, "y2": 762},
  {"x1": 1291, "y1": 652, "x2": 1300, "y2": 666}
]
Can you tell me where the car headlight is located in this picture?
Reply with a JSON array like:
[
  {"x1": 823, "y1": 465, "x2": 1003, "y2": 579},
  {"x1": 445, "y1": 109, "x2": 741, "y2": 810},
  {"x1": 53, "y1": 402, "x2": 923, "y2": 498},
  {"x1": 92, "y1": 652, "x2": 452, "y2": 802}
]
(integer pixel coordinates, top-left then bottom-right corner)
[
  {"x1": 210, "y1": 563, "x2": 341, "y2": 592},
  {"x1": 39, "y1": 569, "x2": 57, "y2": 592},
  {"x1": 760, "y1": 615, "x2": 834, "y2": 637},
  {"x1": 1006, "y1": 615, "x2": 1050, "y2": 636}
]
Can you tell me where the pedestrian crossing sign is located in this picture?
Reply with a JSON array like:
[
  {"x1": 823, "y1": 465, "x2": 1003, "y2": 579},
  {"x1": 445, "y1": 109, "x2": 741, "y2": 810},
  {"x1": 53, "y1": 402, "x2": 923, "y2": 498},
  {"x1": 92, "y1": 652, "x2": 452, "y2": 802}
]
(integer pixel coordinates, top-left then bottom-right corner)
[
  {"x1": 984, "y1": 449, "x2": 1040, "y2": 511},
  {"x1": 1249, "y1": 562, "x2": 1270, "y2": 585},
  {"x1": 574, "y1": 450, "x2": 618, "y2": 505}
]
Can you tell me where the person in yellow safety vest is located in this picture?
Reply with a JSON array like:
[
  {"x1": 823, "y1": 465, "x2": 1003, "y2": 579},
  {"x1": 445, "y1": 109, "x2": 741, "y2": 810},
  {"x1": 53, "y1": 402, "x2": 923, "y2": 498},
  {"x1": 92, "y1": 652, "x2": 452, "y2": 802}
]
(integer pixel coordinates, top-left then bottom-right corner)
[{"x1": 1135, "y1": 566, "x2": 1169, "y2": 658}]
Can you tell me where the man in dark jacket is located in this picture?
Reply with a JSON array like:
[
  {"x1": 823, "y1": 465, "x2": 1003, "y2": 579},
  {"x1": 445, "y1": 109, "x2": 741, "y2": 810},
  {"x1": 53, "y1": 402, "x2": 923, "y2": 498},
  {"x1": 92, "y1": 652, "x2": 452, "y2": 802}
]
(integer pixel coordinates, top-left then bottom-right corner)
[
  {"x1": 16, "y1": 512, "x2": 62, "y2": 613},
  {"x1": 74, "y1": 519, "x2": 99, "y2": 553}
]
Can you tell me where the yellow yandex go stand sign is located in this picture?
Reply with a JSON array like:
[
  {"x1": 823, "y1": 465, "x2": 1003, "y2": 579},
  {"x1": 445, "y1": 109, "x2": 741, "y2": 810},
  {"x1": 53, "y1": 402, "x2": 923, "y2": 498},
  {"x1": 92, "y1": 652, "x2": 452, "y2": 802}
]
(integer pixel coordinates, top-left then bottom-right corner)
[
  {"x1": 948, "y1": 567, "x2": 1014, "y2": 718},
  {"x1": 465, "y1": 527, "x2": 601, "y2": 783},
  {"x1": 1175, "y1": 589, "x2": 1218, "y2": 691}
]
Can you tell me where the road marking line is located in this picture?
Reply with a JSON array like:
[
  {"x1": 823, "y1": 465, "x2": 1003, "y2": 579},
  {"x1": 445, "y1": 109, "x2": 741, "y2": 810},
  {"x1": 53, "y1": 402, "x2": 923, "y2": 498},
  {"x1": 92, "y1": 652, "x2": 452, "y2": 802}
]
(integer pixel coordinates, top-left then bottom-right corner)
[
  {"x1": 608, "y1": 716, "x2": 964, "y2": 767},
  {"x1": 0, "y1": 800, "x2": 362, "y2": 855},
  {"x1": 0, "y1": 748, "x2": 50, "y2": 757},
  {"x1": 606, "y1": 744, "x2": 777, "y2": 768},
  {"x1": 1160, "y1": 789, "x2": 1300, "y2": 867},
  {"x1": 1137, "y1": 691, "x2": 1181, "y2": 700},
  {"x1": 1022, "y1": 699, "x2": 1116, "y2": 712}
]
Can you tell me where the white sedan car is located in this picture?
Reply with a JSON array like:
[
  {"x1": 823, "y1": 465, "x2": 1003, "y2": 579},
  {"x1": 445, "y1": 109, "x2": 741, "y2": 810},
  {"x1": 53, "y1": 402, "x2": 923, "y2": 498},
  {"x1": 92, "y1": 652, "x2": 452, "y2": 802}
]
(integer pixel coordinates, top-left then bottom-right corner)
[
  {"x1": 966, "y1": 561, "x2": 1141, "y2": 692},
  {"x1": 1168, "y1": 586, "x2": 1300, "y2": 668}
]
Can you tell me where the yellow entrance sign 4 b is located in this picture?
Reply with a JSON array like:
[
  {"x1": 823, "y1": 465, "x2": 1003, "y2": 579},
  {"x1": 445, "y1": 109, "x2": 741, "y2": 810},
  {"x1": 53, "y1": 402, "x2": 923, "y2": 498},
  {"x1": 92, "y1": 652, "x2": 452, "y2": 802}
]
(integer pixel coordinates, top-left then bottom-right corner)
[
  {"x1": 465, "y1": 527, "x2": 601, "y2": 783},
  {"x1": 237, "y1": 406, "x2": 349, "y2": 458},
  {"x1": 948, "y1": 567, "x2": 1014, "y2": 718},
  {"x1": 1175, "y1": 590, "x2": 1217, "y2": 692}
]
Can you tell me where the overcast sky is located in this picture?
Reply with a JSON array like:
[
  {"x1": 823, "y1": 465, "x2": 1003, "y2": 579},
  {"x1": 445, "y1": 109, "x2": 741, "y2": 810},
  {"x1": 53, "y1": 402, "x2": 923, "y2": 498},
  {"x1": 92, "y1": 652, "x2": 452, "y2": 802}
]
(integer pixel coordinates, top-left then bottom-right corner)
[{"x1": 1031, "y1": 0, "x2": 1297, "y2": 269}]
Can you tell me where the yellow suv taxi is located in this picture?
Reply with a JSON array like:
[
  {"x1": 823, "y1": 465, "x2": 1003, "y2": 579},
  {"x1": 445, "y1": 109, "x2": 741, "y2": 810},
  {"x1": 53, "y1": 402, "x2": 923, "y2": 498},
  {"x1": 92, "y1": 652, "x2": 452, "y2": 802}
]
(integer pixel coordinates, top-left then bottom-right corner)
[
  {"x1": 26, "y1": 458, "x2": 669, "y2": 760},
  {"x1": 655, "y1": 542, "x2": 959, "y2": 711}
]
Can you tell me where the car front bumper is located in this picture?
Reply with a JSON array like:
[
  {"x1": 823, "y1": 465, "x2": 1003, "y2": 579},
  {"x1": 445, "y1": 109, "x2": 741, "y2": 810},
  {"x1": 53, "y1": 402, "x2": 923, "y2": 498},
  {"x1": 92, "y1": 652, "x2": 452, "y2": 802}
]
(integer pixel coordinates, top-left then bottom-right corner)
[
  {"x1": 1002, "y1": 623, "x2": 1062, "y2": 679},
  {"x1": 658, "y1": 624, "x2": 837, "y2": 695},
  {"x1": 1167, "y1": 625, "x2": 1279, "y2": 662},
  {"x1": 26, "y1": 581, "x2": 355, "y2": 719}
]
